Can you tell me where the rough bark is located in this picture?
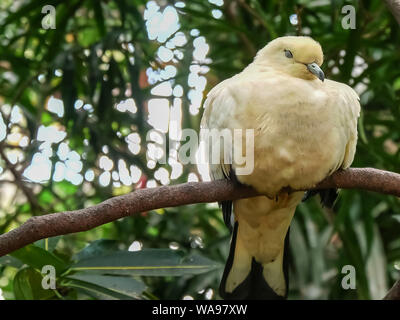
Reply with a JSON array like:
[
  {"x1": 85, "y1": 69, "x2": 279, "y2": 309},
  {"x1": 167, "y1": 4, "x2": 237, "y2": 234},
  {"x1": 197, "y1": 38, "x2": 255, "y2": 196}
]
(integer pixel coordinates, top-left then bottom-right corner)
[{"x1": 1, "y1": 167, "x2": 400, "y2": 257}]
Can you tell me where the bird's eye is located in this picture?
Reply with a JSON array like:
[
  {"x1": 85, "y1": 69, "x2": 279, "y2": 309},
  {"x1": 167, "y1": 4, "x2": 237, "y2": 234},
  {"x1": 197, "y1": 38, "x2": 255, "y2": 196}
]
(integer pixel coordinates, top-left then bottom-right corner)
[{"x1": 284, "y1": 50, "x2": 293, "y2": 58}]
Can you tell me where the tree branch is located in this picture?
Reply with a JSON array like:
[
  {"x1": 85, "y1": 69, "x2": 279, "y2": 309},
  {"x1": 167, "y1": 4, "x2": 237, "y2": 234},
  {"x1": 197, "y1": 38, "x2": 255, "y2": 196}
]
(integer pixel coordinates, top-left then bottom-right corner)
[
  {"x1": 0, "y1": 167, "x2": 400, "y2": 258},
  {"x1": 384, "y1": 279, "x2": 400, "y2": 300},
  {"x1": 384, "y1": 0, "x2": 400, "y2": 25}
]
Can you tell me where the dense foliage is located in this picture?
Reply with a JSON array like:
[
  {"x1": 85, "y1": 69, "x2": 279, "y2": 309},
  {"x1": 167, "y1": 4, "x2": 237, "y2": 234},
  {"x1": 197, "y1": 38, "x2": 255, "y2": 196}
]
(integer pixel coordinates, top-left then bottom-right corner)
[{"x1": 0, "y1": 0, "x2": 399, "y2": 300}]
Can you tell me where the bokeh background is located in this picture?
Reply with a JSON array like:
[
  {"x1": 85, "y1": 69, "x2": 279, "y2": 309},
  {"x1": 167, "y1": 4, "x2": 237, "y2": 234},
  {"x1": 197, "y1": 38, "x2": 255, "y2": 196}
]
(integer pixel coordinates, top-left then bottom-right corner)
[{"x1": 0, "y1": 0, "x2": 399, "y2": 300}]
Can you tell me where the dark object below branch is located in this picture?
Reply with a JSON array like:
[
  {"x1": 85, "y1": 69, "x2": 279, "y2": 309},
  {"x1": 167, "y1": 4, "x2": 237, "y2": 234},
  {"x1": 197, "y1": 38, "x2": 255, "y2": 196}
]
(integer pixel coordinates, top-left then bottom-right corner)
[{"x1": 0, "y1": 167, "x2": 399, "y2": 298}]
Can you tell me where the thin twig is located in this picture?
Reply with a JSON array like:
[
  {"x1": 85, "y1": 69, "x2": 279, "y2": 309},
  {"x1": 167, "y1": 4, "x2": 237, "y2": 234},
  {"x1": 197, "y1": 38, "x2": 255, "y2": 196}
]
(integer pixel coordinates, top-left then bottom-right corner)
[{"x1": 0, "y1": 146, "x2": 42, "y2": 212}]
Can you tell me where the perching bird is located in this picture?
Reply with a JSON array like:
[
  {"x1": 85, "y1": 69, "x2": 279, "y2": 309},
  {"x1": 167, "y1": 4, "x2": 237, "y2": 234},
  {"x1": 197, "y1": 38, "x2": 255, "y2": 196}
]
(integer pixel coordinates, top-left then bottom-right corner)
[{"x1": 199, "y1": 36, "x2": 360, "y2": 299}]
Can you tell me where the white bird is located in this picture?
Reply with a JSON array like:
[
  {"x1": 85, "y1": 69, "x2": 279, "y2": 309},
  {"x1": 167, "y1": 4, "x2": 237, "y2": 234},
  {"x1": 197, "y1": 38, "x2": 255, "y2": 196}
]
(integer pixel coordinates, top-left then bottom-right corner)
[{"x1": 199, "y1": 36, "x2": 360, "y2": 299}]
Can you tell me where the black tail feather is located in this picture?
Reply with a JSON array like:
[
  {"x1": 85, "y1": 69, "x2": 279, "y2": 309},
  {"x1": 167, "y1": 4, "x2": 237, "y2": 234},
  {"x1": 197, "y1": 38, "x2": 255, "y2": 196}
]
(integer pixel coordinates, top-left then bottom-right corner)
[
  {"x1": 302, "y1": 188, "x2": 338, "y2": 208},
  {"x1": 219, "y1": 222, "x2": 290, "y2": 300}
]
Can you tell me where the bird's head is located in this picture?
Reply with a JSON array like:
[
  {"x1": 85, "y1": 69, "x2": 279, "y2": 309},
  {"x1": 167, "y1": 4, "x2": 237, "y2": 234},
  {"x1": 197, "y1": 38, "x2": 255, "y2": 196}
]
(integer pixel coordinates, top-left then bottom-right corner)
[{"x1": 254, "y1": 36, "x2": 325, "y2": 82}]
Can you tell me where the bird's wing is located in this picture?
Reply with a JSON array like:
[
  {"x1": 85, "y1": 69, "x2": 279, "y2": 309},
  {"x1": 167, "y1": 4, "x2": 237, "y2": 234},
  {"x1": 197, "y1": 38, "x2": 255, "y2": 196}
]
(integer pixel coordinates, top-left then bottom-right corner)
[
  {"x1": 199, "y1": 77, "x2": 241, "y2": 229},
  {"x1": 325, "y1": 79, "x2": 360, "y2": 169},
  {"x1": 302, "y1": 80, "x2": 360, "y2": 208}
]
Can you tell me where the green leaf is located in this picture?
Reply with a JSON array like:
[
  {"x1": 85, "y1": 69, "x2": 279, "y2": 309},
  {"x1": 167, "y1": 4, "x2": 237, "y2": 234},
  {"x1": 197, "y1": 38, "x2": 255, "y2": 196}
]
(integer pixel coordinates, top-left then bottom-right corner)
[
  {"x1": 61, "y1": 54, "x2": 78, "y2": 124},
  {"x1": 73, "y1": 239, "x2": 120, "y2": 261},
  {"x1": 289, "y1": 219, "x2": 309, "y2": 287},
  {"x1": 34, "y1": 237, "x2": 61, "y2": 252},
  {"x1": 71, "y1": 249, "x2": 221, "y2": 276},
  {"x1": 366, "y1": 226, "x2": 388, "y2": 299},
  {"x1": 53, "y1": 181, "x2": 78, "y2": 196},
  {"x1": 41, "y1": 112, "x2": 53, "y2": 125},
  {"x1": 77, "y1": 26, "x2": 100, "y2": 47},
  {"x1": 11, "y1": 245, "x2": 68, "y2": 273},
  {"x1": 60, "y1": 278, "x2": 137, "y2": 300},
  {"x1": 91, "y1": 0, "x2": 106, "y2": 37},
  {"x1": 0, "y1": 255, "x2": 24, "y2": 269},
  {"x1": 38, "y1": 190, "x2": 55, "y2": 205},
  {"x1": 66, "y1": 274, "x2": 146, "y2": 298},
  {"x1": 13, "y1": 267, "x2": 56, "y2": 300}
]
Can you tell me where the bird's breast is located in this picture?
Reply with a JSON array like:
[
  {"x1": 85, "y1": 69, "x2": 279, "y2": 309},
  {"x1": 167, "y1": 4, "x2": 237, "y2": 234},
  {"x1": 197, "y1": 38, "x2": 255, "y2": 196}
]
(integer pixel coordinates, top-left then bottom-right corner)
[{"x1": 233, "y1": 88, "x2": 347, "y2": 196}]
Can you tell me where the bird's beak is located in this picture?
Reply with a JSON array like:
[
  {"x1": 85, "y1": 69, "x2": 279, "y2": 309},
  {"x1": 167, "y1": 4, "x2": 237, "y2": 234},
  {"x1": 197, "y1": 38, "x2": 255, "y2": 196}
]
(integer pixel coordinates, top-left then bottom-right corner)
[{"x1": 306, "y1": 62, "x2": 325, "y2": 82}]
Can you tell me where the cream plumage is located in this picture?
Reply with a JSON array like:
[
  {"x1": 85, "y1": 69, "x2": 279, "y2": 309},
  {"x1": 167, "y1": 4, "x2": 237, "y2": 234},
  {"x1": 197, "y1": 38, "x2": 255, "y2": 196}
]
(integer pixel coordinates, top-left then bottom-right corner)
[{"x1": 199, "y1": 36, "x2": 360, "y2": 299}]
